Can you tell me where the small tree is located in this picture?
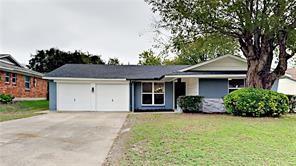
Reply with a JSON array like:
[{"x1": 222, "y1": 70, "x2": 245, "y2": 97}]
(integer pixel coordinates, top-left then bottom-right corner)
[
  {"x1": 146, "y1": 0, "x2": 296, "y2": 89},
  {"x1": 138, "y1": 50, "x2": 162, "y2": 65},
  {"x1": 108, "y1": 57, "x2": 120, "y2": 65}
]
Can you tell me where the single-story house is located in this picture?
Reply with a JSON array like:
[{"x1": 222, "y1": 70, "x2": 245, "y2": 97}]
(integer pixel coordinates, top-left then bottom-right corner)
[
  {"x1": 271, "y1": 68, "x2": 296, "y2": 95},
  {"x1": 0, "y1": 54, "x2": 48, "y2": 100},
  {"x1": 44, "y1": 54, "x2": 295, "y2": 112}
]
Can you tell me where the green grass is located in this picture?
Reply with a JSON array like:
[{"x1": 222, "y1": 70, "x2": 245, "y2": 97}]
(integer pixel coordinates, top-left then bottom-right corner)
[
  {"x1": 0, "y1": 100, "x2": 49, "y2": 122},
  {"x1": 123, "y1": 114, "x2": 296, "y2": 165}
]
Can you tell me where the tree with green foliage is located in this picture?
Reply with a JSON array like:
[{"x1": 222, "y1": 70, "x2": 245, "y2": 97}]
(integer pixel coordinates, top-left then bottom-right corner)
[
  {"x1": 173, "y1": 34, "x2": 240, "y2": 65},
  {"x1": 28, "y1": 48, "x2": 105, "y2": 73},
  {"x1": 138, "y1": 50, "x2": 162, "y2": 65},
  {"x1": 146, "y1": 0, "x2": 296, "y2": 89},
  {"x1": 107, "y1": 57, "x2": 120, "y2": 65}
]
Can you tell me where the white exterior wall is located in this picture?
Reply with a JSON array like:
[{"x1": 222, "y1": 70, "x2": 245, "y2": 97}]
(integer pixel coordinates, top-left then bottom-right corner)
[
  {"x1": 278, "y1": 78, "x2": 296, "y2": 95},
  {"x1": 182, "y1": 78, "x2": 199, "y2": 95}
]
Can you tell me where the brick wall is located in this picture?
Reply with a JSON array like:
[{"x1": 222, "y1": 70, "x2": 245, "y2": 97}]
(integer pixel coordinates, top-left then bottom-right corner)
[{"x1": 0, "y1": 70, "x2": 48, "y2": 98}]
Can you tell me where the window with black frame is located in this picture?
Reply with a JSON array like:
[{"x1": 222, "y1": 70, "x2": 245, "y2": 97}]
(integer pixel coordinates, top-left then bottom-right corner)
[
  {"x1": 142, "y1": 82, "x2": 165, "y2": 105},
  {"x1": 228, "y1": 79, "x2": 245, "y2": 93}
]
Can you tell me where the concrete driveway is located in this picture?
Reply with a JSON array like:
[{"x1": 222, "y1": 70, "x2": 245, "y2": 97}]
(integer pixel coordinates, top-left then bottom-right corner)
[{"x1": 0, "y1": 112, "x2": 127, "y2": 166}]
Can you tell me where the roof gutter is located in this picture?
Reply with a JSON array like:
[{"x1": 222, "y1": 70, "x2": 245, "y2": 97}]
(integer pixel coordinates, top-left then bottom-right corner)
[
  {"x1": 43, "y1": 76, "x2": 127, "y2": 81},
  {"x1": 165, "y1": 74, "x2": 246, "y2": 78},
  {"x1": 0, "y1": 66, "x2": 44, "y2": 77}
]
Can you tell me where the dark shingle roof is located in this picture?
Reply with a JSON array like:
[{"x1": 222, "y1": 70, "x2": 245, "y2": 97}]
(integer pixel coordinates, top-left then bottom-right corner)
[
  {"x1": 44, "y1": 64, "x2": 189, "y2": 80},
  {"x1": 0, "y1": 57, "x2": 43, "y2": 77}
]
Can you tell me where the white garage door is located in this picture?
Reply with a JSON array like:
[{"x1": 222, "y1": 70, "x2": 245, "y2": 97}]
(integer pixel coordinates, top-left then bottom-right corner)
[
  {"x1": 57, "y1": 83, "x2": 92, "y2": 111},
  {"x1": 96, "y1": 83, "x2": 129, "y2": 111}
]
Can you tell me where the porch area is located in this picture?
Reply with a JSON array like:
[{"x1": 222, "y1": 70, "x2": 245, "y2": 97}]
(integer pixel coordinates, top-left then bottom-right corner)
[{"x1": 129, "y1": 75, "x2": 247, "y2": 112}]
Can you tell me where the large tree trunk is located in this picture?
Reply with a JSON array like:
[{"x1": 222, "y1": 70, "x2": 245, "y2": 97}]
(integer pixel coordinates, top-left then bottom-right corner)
[
  {"x1": 245, "y1": 56, "x2": 275, "y2": 89},
  {"x1": 246, "y1": 59, "x2": 275, "y2": 89},
  {"x1": 240, "y1": 32, "x2": 291, "y2": 90}
]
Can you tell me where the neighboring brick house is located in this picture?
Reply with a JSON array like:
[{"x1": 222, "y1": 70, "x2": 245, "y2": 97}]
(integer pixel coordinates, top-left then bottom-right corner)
[{"x1": 0, "y1": 54, "x2": 48, "y2": 100}]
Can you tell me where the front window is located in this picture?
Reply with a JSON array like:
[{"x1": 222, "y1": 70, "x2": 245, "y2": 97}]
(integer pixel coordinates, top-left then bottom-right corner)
[
  {"x1": 12, "y1": 73, "x2": 17, "y2": 84},
  {"x1": 142, "y1": 82, "x2": 165, "y2": 105},
  {"x1": 5, "y1": 72, "x2": 10, "y2": 83},
  {"x1": 25, "y1": 76, "x2": 31, "y2": 90},
  {"x1": 228, "y1": 79, "x2": 245, "y2": 93}
]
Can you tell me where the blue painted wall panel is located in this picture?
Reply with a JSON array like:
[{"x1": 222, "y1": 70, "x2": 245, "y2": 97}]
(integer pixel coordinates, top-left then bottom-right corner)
[
  {"x1": 133, "y1": 82, "x2": 173, "y2": 110},
  {"x1": 49, "y1": 81, "x2": 57, "y2": 111},
  {"x1": 199, "y1": 79, "x2": 228, "y2": 98}
]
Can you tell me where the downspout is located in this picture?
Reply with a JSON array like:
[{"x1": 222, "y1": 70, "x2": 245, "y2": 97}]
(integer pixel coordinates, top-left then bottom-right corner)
[{"x1": 130, "y1": 80, "x2": 135, "y2": 112}]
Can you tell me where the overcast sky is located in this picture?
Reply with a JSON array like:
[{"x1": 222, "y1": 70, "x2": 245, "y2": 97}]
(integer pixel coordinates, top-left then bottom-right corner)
[{"x1": 0, "y1": 0, "x2": 159, "y2": 64}]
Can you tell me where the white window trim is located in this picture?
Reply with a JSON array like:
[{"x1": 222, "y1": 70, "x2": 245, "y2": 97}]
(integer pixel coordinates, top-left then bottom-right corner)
[
  {"x1": 141, "y1": 82, "x2": 165, "y2": 106},
  {"x1": 228, "y1": 78, "x2": 245, "y2": 93},
  {"x1": 5, "y1": 72, "x2": 10, "y2": 83},
  {"x1": 12, "y1": 73, "x2": 17, "y2": 84},
  {"x1": 25, "y1": 76, "x2": 31, "y2": 90}
]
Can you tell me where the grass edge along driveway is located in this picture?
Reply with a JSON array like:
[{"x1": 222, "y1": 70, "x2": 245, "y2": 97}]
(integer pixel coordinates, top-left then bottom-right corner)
[
  {"x1": 116, "y1": 113, "x2": 296, "y2": 166},
  {"x1": 0, "y1": 100, "x2": 49, "y2": 122}
]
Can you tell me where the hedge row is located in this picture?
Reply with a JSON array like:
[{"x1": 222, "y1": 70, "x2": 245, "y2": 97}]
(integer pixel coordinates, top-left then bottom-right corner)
[{"x1": 224, "y1": 88, "x2": 289, "y2": 117}]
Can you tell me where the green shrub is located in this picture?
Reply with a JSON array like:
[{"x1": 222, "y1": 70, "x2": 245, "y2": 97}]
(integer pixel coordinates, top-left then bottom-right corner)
[
  {"x1": 177, "y1": 96, "x2": 203, "y2": 113},
  {"x1": 286, "y1": 95, "x2": 296, "y2": 113},
  {"x1": 223, "y1": 88, "x2": 289, "y2": 117},
  {"x1": 0, "y1": 94, "x2": 15, "y2": 104}
]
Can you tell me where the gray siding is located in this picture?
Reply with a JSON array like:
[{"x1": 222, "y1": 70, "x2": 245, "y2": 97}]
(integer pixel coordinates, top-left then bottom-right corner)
[
  {"x1": 49, "y1": 81, "x2": 57, "y2": 111},
  {"x1": 133, "y1": 82, "x2": 173, "y2": 110},
  {"x1": 199, "y1": 79, "x2": 228, "y2": 98}
]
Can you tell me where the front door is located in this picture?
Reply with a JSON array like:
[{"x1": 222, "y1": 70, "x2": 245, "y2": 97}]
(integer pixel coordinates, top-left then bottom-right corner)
[{"x1": 174, "y1": 82, "x2": 186, "y2": 108}]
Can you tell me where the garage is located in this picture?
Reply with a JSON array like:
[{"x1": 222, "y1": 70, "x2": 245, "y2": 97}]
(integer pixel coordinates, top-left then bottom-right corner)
[
  {"x1": 57, "y1": 83, "x2": 92, "y2": 111},
  {"x1": 56, "y1": 81, "x2": 129, "y2": 111},
  {"x1": 96, "y1": 83, "x2": 129, "y2": 111}
]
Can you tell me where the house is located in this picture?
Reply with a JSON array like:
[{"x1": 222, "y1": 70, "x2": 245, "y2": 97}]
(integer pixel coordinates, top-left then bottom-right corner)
[
  {"x1": 44, "y1": 54, "x2": 295, "y2": 112},
  {"x1": 272, "y1": 68, "x2": 296, "y2": 95},
  {"x1": 0, "y1": 54, "x2": 48, "y2": 100}
]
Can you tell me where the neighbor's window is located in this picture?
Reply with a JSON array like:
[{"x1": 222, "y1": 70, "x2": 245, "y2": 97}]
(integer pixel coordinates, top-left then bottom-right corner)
[
  {"x1": 12, "y1": 73, "x2": 17, "y2": 84},
  {"x1": 142, "y1": 82, "x2": 165, "y2": 105},
  {"x1": 228, "y1": 79, "x2": 245, "y2": 93},
  {"x1": 24, "y1": 76, "x2": 31, "y2": 90},
  {"x1": 5, "y1": 72, "x2": 10, "y2": 83}
]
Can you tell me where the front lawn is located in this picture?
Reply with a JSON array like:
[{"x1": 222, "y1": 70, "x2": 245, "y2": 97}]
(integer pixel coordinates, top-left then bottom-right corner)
[
  {"x1": 107, "y1": 113, "x2": 296, "y2": 165},
  {"x1": 0, "y1": 100, "x2": 49, "y2": 122}
]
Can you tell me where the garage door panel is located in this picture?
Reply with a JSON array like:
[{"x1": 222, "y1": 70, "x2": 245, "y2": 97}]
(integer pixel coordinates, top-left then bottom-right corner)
[
  {"x1": 57, "y1": 83, "x2": 92, "y2": 111},
  {"x1": 96, "y1": 84, "x2": 129, "y2": 111}
]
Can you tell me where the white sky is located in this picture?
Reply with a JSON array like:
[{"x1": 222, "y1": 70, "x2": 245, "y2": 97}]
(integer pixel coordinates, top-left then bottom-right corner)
[{"x1": 0, "y1": 0, "x2": 158, "y2": 65}]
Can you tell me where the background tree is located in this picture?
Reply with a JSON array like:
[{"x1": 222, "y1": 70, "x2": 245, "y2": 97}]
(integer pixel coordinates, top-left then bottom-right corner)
[
  {"x1": 107, "y1": 57, "x2": 120, "y2": 65},
  {"x1": 171, "y1": 34, "x2": 240, "y2": 65},
  {"x1": 146, "y1": 0, "x2": 296, "y2": 89},
  {"x1": 138, "y1": 50, "x2": 162, "y2": 65},
  {"x1": 28, "y1": 48, "x2": 105, "y2": 73}
]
